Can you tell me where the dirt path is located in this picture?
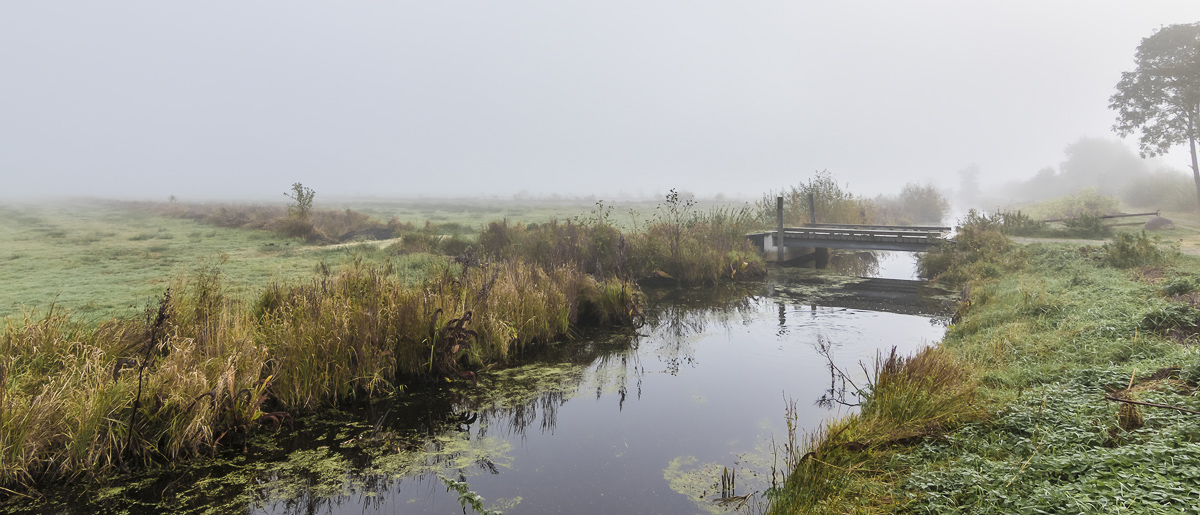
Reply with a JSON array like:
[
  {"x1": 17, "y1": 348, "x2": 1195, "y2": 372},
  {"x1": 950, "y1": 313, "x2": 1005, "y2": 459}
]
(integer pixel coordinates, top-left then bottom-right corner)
[
  {"x1": 1010, "y1": 236, "x2": 1109, "y2": 246},
  {"x1": 1011, "y1": 219, "x2": 1200, "y2": 257},
  {"x1": 311, "y1": 237, "x2": 403, "y2": 251}
]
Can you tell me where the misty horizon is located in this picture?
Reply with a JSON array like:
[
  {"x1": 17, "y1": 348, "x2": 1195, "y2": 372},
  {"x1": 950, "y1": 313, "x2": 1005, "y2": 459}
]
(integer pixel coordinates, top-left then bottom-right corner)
[{"x1": 2, "y1": 2, "x2": 1198, "y2": 201}]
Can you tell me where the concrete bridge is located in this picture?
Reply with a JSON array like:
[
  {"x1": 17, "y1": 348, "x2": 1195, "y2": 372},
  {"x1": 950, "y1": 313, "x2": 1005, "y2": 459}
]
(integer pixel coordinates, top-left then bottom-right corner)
[
  {"x1": 747, "y1": 196, "x2": 951, "y2": 264},
  {"x1": 747, "y1": 224, "x2": 951, "y2": 263}
]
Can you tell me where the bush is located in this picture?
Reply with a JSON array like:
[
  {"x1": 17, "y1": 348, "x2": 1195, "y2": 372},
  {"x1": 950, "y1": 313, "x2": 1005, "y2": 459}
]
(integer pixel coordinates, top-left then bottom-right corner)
[
  {"x1": 875, "y1": 183, "x2": 951, "y2": 225},
  {"x1": 759, "y1": 170, "x2": 875, "y2": 225},
  {"x1": 1102, "y1": 232, "x2": 1165, "y2": 268},
  {"x1": 918, "y1": 210, "x2": 1027, "y2": 287},
  {"x1": 1059, "y1": 213, "x2": 1112, "y2": 239}
]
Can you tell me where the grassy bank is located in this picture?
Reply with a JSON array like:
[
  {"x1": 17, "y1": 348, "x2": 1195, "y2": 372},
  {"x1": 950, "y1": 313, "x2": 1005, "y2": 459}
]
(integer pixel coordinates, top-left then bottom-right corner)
[
  {"x1": 771, "y1": 223, "x2": 1200, "y2": 513},
  {"x1": 0, "y1": 193, "x2": 769, "y2": 495},
  {"x1": 0, "y1": 257, "x2": 640, "y2": 492}
]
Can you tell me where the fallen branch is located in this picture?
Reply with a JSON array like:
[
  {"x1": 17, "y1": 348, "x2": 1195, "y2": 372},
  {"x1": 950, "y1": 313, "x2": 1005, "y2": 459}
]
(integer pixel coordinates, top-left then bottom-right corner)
[{"x1": 1103, "y1": 395, "x2": 1200, "y2": 416}]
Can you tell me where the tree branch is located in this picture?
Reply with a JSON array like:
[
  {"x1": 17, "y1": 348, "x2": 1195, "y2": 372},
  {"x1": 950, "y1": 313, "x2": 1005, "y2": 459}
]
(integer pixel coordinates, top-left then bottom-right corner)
[{"x1": 1103, "y1": 394, "x2": 1200, "y2": 416}]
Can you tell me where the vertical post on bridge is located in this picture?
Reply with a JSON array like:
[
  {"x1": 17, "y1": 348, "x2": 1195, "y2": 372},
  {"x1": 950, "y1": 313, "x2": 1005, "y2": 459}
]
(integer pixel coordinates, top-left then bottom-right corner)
[
  {"x1": 776, "y1": 196, "x2": 784, "y2": 261},
  {"x1": 808, "y1": 193, "x2": 828, "y2": 267},
  {"x1": 808, "y1": 193, "x2": 816, "y2": 225}
]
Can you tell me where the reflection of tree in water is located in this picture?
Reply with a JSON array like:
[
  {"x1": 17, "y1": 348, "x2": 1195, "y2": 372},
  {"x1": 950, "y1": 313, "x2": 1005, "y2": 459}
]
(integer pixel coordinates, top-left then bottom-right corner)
[
  {"x1": 639, "y1": 284, "x2": 761, "y2": 376},
  {"x1": 826, "y1": 250, "x2": 882, "y2": 277}
]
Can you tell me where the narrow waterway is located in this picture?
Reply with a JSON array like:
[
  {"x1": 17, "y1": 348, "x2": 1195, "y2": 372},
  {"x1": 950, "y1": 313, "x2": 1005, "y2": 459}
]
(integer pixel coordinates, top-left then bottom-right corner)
[
  {"x1": 11, "y1": 253, "x2": 952, "y2": 515},
  {"x1": 244, "y1": 253, "x2": 949, "y2": 515}
]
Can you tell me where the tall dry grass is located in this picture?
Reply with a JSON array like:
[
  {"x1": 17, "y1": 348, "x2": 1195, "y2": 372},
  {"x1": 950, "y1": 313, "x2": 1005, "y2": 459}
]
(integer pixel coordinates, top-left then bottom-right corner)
[
  {"x1": 0, "y1": 257, "x2": 639, "y2": 492},
  {"x1": 479, "y1": 195, "x2": 766, "y2": 285}
]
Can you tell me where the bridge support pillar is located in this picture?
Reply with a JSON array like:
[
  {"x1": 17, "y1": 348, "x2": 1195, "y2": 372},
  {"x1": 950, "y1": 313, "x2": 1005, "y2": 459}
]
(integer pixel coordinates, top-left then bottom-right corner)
[{"x1": 814, "y1": 247, "x2": 829, "y2": 268}]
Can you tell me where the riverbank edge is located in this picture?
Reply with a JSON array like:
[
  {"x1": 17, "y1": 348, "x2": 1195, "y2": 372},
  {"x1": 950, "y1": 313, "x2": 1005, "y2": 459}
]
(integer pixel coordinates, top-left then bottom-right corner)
[{"x1": 770, "y1": 235, "x2": 1200, "y2": 514}]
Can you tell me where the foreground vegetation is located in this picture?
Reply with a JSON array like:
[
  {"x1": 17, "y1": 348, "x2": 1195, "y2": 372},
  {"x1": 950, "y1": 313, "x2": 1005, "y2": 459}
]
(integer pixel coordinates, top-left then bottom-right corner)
[
  {"x1": 771, "y1": 215, "x2": 1200, "y2": 513},
  {"x1": 2, "y1": 175, "x2": 961, "y2": 501},
  {"x1": 0, "y1": 190, "x2": 773, "y2": 495},
  {"x1": 0, "y1": 258, "x2": 641, "y2": 490}
]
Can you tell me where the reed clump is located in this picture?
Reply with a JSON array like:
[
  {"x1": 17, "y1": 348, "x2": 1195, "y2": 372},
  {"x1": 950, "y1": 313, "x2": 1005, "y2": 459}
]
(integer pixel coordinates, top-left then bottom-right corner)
[
  {"x1": 0, "y1": 256, "x2": 639, "y2": 493},
  {"x1": 770, "y1": 348, "x2": 981, "y2": 514},
  {"x1": 1, "y1": 285, "x2": 269, "y2": 488},
  {"x1": 479, "y1": 194, "x2": 767, "y2": 285}
]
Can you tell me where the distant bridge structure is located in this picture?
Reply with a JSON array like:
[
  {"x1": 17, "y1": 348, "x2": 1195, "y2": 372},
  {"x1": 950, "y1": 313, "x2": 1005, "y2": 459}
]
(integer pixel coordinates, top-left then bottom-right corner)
[{"x1": 747, "y1": 196, "x2": 951, "y2": 264}]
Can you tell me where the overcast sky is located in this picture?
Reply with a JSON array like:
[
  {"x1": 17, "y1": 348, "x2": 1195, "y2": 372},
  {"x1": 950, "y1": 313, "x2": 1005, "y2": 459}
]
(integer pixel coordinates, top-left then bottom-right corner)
[{"x1": 2, "y1": 2, "x2": 1198, "y2": 201}]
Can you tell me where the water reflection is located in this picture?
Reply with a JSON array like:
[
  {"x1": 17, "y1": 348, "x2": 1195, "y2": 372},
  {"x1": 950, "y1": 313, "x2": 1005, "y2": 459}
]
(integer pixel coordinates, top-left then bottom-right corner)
[
  {"x1": 826, "y1": 250, "x2": 881, "y2": 277},
  {"x1": 251, "y1": 281, "x2": 946, "y2": 515},
  {"x1": 17, "y1": 274, "x2": 950, "y2": 515}
]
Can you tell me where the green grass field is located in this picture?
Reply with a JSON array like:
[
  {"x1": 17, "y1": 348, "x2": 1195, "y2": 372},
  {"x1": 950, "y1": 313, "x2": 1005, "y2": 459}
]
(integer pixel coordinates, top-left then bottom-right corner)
[
  {"x1": 0, "y1": 196, "x2": 760, "y2": 321},
  {"x1": 0, "y1": 200, "x2": 348, "y2": 319}
]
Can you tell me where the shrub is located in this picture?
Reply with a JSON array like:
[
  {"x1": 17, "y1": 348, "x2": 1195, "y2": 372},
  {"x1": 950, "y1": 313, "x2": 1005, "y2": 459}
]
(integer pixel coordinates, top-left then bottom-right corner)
[
  {"x1": 918, "y1": 210, "x2": 1027, "y2": 287},
  {"x1": 1102, "y1": 232, "x2": 1165, "y2": 268},
  {"x1": 478, "y1": 196, "x2": 766, "y2": 286},
  {"x1": 758, "y1": 170, "x2": 875, "y2": 226},
  {"x1": 875, "y1": 183, "x2": 951, "y2": 225},
  {"x1": 284, "y1": 182, "x2": 315, "y2": 220},
  {"x1": 1059, "y1": 213, "x2": 1112, "y2": 239}
]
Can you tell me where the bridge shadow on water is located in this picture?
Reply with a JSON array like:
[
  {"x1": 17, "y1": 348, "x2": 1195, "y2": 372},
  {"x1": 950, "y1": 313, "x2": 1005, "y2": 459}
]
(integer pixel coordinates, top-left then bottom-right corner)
[{"x1": 770, "y1": 250, "x2": 957, "y2": 318}]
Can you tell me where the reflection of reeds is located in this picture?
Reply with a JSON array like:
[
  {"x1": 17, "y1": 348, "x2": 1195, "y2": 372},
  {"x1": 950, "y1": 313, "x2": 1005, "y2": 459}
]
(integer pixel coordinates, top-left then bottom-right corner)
[{"x1": 0, "y1": 257, "x2": 640, "y2": 492}]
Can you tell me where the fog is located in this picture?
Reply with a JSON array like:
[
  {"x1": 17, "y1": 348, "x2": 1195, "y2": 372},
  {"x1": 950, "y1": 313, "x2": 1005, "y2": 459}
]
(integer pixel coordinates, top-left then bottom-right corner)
[{"x1": 2, "y1": 2, "x2": 1197, "y2": 201}]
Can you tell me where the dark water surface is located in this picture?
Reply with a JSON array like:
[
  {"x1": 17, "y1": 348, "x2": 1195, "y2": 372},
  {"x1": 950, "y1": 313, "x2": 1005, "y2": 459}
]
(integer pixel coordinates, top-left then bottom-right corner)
[{"x1": 11, "y1": 256, "x2": 950, "y2": 515}]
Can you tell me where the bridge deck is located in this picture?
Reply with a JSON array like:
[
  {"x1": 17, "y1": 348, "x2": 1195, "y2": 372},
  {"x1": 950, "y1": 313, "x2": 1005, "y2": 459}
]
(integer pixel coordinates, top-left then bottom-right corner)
[{"x1": 748, "y1": 224, "x2": 951, "y2": 253}]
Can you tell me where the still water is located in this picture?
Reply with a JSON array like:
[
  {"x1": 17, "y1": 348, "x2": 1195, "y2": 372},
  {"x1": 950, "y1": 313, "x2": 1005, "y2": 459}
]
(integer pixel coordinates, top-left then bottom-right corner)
[
  {"x1": 244, "y1": 255, "x2": 949, "y2": 515},
  {"x1": 11, "y1": 254, "x2": 951, "y2": 515}
]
